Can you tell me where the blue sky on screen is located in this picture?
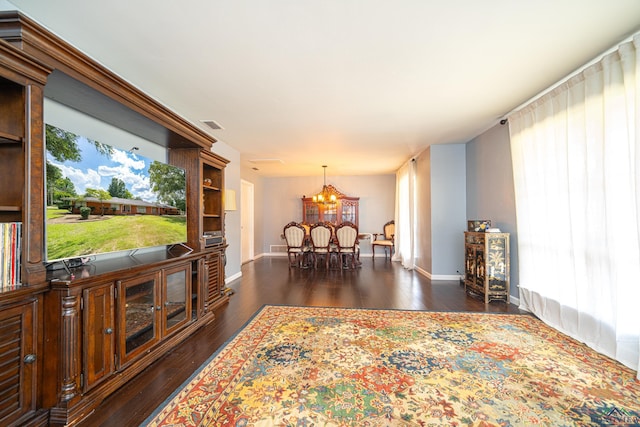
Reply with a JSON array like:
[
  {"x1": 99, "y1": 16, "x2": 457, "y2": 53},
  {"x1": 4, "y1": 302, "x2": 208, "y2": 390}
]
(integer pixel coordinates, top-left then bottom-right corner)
[{"x1": 48, "y1": 136, "x2": 157, "y2": 202}]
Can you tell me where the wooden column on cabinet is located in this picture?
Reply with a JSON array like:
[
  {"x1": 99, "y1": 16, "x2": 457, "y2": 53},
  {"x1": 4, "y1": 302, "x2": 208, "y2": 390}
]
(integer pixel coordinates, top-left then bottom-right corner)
[
  {"x1": 22, "y1": 83, "x2": 46, "y2": 285},
  {"x1": 59, "y1": 294, "x2": 81, "y2": 403},
  {"x1": 43, "y1": 286, "x2": 83, "y2": 419}
]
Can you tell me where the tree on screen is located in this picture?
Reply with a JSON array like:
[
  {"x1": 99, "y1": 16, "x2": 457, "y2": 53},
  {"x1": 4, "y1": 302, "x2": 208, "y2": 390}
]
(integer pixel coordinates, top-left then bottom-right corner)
[
  {"x1": 108, "y1": 177, "x2": 133, "y2": 199},
  {"x1": 148, "y1": 161, "x2": 186, "y2": 212},
  {"x1": 45, "y1": 124, "x2": 113, "y2": 206},
  {"x1": 85, "y1": 188, "x2": 112, "y2": 216}
]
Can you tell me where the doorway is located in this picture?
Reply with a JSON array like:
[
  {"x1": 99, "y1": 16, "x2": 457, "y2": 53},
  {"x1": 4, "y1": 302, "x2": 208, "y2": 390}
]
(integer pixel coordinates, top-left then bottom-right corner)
[{"x1": 241, "y1": 179, "x2": 254, "y2": 263}]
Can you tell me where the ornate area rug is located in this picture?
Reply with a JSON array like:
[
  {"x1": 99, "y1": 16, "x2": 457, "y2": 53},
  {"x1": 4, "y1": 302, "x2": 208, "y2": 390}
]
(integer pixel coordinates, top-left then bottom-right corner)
[{"x1": 144, "y1": 305, "x2": 640, "y2": 426}]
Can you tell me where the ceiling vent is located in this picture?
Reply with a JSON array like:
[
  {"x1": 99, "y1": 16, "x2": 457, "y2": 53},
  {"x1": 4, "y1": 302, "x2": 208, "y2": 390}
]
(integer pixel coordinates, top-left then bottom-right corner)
[
  {"x1": 201, "y1": 120, "x2": 224, "y2": 130},
  {"x1": 248, "y1": 159, "x2": 284, "y2": 164}
]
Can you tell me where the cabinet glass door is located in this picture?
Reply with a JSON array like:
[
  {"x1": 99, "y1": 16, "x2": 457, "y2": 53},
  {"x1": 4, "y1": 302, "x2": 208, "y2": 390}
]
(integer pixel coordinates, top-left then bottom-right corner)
[
  {"x1": 303, "y1": 201, "x2": 319, "y2": 224},
  {"x1": 163, "y1": 263, "x2": 192, "y2": 335},
  {"x1": 117, "y1": 272, "x2": 160, "y2": 366},
  {"x1": 341, "y1": 202, "x2": 357, "y2": 224},
  {"x1": 323, "y1": 205, "x2": 337, "y2": 225}
]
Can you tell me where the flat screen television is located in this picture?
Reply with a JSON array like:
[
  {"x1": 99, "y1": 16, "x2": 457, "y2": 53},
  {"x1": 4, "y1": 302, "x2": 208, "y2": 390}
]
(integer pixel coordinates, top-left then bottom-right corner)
[{"x1": 44, "y1": 100, "x2": 188, "y2": 266}]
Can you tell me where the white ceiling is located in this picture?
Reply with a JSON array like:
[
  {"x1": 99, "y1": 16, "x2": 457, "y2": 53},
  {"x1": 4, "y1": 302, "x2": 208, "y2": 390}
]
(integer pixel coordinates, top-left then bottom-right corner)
[{"x1": 4, "y1": 0, "x2": 640, "y2": 177}]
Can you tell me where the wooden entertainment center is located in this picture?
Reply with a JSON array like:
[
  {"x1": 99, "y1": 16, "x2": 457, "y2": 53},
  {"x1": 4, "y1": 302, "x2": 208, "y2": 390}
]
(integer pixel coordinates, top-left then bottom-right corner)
[{"x1": 0, "y1": 11, "x2": 229, "y2": 426}]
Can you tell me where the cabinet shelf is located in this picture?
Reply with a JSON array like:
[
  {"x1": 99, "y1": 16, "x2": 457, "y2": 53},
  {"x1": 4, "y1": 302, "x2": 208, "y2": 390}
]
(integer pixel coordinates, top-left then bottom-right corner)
[
  {"x1": 0, "y1": 130, "x2": 22, "y2": 144},
  {"x1": 170, "y1": 148, "x2": 228, "y2": 252},
  {"x1": 0, "y1": 205, "x2": 21, "y2": 212}
]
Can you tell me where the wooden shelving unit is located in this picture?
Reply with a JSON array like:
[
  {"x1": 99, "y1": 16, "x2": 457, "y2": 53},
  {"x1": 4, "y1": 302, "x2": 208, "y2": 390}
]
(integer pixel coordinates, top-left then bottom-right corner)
[{"x1": 0, "y1": 10, "x2": 230, "y2": 426}]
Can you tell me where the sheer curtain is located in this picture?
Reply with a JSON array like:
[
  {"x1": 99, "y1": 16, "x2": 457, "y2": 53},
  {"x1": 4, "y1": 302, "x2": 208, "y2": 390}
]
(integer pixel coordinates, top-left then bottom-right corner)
[
  {"x1": 509, "y1": 34, "x2": 640, "y2": 378},
  {"x1": 393, "y1": 159, "x2": 416, "y2": 269}
]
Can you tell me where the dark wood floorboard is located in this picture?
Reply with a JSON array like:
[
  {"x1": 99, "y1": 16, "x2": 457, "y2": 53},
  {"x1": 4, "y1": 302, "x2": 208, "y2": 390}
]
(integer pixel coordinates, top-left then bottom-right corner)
[{"x1": 78, "y1": 257, "x2": 525, "y2": 426}]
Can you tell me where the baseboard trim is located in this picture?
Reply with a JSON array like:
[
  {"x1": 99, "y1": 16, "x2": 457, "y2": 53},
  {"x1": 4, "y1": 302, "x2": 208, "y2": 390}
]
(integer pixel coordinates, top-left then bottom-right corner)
[
  {"x1": 414, "y1": 266, "x2": 459, "y2": 281},
  {"x1": 225, "y1": 271, "x2": 242, "y2": 284}
]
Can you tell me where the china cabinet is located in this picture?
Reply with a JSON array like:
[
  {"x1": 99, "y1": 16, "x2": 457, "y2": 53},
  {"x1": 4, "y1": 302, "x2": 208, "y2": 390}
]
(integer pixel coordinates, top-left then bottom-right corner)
[
  {"x1": 464, "y1": 231, "x2": 510, "y2": 303},
  {"x1": 302, "y1": 185, "x2": 359, "y2": 227}
]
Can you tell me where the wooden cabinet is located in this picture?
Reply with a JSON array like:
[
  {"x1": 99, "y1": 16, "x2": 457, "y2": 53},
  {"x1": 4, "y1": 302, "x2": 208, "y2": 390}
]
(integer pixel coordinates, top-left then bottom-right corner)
[
  {"x1": 1, "y1": 11, "x2": 229, "y2": 426},
  {"x1": 0, "y1": 27, "x2": 51, "y2": 427},
  {"x1": 0, "y1": 296, "x2": 46, "y2": 427},
  {"x1": 46, "y1": 256, "x2": 210, "y2": 425},
  {"x1": 464, "y1": 232, "x2": 510, "y2": 303},
  {"x1": 82, "y1": 283, "x2": 115, "y2": 392},
  {"x1": 170, "y1": 148, "x2": 229, "y2": 251},
  {"x1": 162, "y1": 263, "x2": 192, "y2": 335},
  {"x1": 117, "y1": 271, "x2": 161, "y2": 367},
  {"x1": 202, "y1": 157, "x2": 224, "y2": 238},
  {"x1": 202, "y1": 250, "x2": 226, "y2": 311},
  {"x1": 116, "y1": 263, "x2": 193, "y2": 368},
  {"x1": 0, "y1": 63, "x2": 47, "y2": 288},
  {"x1": 302, "y1": 186, "x2": 359, "y2": 227}
]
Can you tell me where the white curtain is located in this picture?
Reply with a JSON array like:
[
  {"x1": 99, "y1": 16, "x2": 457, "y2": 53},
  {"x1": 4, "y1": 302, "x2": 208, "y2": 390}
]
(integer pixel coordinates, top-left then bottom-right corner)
[
  {"x1": 509, "y1": 34, "x2": 640, "y2": 378},
  {"x1": 393, "y1": 159, "x2": 416, "y2": 269}
]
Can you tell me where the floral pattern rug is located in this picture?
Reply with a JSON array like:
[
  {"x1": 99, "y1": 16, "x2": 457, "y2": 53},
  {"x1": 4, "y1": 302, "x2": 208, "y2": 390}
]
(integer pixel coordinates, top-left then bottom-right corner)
[{"x1": 144, "y1": 305, "x2": 640, "y2": 426}]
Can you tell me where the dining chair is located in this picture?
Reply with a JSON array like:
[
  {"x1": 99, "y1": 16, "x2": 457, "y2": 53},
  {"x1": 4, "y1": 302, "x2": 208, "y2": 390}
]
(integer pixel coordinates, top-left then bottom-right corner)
[
  {"x1": 283, "y1": 221, "x2": 309, "y2": 268},
  {"x1": 310, "y1": 222, "x2": 335, "y2": 269},
  {"x1": 335, "y1": 222, "x2": 359, "y2": 269},
  {"x1": 372, "y1": 220, "x2": 395, "y2": 259}
]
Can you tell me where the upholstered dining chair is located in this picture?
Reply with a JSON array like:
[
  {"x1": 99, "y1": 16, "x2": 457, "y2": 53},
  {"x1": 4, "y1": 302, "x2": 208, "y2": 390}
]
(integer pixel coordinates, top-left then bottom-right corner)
[
  {"x1": 372, "y1": 220, "x2": 395, "y2": 259},
  {"x1": 283, "y1": 222, "x2": 309, "y2": 268},
  {"x1": 335, "y1": 222, "x2": 359, "y2": 269},
  {"x1": 310, "y1": 222, "x2": 335, "y2": 269}
]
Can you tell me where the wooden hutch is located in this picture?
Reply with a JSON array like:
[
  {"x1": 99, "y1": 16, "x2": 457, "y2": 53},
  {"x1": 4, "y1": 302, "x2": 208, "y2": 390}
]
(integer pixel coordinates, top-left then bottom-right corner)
[
  {"x1": 0, "y1": 11, "x2": 229, "y2": 426},
  {"x1": 302, "y1": 185, "x2": 359, "y2": 227}
]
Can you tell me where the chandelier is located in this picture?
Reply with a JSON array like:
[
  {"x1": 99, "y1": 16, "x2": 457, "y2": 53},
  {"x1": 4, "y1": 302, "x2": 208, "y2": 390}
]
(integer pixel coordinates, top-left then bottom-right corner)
[{"x1": 312, "y1": 165, "x2": 337, "y2": 205}]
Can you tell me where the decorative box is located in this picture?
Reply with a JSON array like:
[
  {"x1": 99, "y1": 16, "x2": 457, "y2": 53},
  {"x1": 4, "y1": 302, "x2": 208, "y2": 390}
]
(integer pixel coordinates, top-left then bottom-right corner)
[{"x1": 467, "y1": 220, "x2": 491, "y2": 232}]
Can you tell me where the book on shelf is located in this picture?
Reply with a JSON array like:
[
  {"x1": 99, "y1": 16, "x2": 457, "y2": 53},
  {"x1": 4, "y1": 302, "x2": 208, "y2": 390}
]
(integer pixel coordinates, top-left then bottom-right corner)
[{"x1": 1, "y1": 222, "x2": 21, "y2": 289}]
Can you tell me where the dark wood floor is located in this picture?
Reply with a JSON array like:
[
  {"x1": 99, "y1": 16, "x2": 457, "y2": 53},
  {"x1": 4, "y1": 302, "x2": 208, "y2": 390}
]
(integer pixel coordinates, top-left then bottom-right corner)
[{"x1": 78, "y1": 256, "x2": 524, "y2": 426}]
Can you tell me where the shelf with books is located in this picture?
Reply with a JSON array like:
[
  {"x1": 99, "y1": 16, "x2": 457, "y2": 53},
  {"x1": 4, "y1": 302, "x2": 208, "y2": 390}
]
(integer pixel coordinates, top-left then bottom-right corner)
[{"x1": 1, "y1": 222, "x2": 22, "y2": 289}]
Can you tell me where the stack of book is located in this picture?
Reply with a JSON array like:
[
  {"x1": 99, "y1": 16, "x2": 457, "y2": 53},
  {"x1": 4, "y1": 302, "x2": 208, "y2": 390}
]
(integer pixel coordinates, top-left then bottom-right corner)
[{"x1": 1, "y1": 222, "x2": 21, "y2": 289}]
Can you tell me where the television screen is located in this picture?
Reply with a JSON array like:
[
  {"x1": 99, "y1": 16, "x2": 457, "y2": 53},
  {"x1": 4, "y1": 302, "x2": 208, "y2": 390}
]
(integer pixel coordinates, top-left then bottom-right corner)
[{"x1": 44, "y1": 123, "x2": 187, "y2": 263}]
